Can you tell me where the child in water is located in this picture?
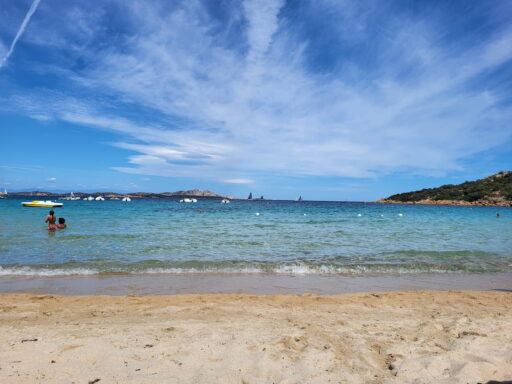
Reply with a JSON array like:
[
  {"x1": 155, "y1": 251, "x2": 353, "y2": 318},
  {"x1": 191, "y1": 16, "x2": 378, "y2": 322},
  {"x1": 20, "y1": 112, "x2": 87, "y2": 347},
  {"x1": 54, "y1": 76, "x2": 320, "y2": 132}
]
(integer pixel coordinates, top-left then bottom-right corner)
[
  {"x1": 45, "y1": 210, "x2": 56, "y2": 231},
  {"x1": 57, "y1": 217, "x2": 67, "y2": 229}
]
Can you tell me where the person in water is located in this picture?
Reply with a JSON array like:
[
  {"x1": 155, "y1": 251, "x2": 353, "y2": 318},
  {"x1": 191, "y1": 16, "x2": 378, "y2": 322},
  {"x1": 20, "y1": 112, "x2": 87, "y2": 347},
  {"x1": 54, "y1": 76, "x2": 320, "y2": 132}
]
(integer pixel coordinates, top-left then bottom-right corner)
[
  {"x1": 57, "y1": 217, "x2": 67, "y2": 228},
  {"x1": 45, "y1": 210, "x2": 56, "y2": 231}
]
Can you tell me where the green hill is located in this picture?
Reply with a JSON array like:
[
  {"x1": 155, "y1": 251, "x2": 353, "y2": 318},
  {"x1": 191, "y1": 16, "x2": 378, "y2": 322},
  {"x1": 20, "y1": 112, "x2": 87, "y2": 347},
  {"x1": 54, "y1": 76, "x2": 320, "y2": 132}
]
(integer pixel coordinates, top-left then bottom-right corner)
[{"x1": 379, "y1": 171, "x2": 512, "y2": 206}]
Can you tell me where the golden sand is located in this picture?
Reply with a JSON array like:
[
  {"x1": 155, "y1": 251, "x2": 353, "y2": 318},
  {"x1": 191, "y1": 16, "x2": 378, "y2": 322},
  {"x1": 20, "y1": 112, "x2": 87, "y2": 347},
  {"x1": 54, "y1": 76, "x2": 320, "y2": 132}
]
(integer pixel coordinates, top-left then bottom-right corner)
[{"x1": 1, "y1": 291, "x2": 511, "y2": 383}]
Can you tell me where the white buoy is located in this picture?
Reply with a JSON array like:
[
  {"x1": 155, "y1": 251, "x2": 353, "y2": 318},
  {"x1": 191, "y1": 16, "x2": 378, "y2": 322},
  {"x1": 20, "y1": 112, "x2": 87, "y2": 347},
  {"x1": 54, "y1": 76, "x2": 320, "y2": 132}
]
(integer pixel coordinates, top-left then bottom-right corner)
[
  {"x1": 398, "y1": 213, "x2": 403, "y2": 217},
  {"x1": 304, "y1": 213, "x2": 307, "y2": 216},
  {"x1": 255, "y1": 212, "x2": 260, "y2": 216},
  {"x1": 380, "y1": 214, "x2": 384, "y2": 217},
  {"x1": 357, "y1": 213, "x2": 362, "y2": 217}
]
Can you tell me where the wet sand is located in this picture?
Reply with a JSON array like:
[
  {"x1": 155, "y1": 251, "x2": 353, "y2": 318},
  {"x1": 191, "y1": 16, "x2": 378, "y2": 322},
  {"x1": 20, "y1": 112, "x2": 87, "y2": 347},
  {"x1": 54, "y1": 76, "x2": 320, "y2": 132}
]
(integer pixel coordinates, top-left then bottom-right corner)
[
  {"x1": 1, "y1": 290, "x2": 511, "y2": 383},
  {"x1": 0, "y1": 272, "x2": 511, "y2": 295}
]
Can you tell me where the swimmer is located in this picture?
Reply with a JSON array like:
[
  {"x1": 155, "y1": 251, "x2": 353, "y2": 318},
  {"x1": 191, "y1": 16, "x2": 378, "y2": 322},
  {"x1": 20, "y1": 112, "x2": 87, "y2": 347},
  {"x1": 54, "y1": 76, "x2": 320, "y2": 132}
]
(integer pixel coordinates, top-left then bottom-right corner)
[
  {"x1": 496, "y1": 213, "x2": 500, "y2": 218},
  {"x1": 56, "y1": 217, "x2": 67, "y2": 228},
  {"x1": 45, "y1": 210, "x2": 56, "y2": 230}
]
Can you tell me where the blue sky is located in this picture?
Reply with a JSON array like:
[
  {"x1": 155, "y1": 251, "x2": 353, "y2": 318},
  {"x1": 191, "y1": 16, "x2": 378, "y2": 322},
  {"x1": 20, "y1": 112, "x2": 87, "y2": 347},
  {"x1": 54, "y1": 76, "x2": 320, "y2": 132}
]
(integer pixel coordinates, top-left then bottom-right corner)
[{"x1": 1, "y1": 0, "x2": 511, "y2": 200}]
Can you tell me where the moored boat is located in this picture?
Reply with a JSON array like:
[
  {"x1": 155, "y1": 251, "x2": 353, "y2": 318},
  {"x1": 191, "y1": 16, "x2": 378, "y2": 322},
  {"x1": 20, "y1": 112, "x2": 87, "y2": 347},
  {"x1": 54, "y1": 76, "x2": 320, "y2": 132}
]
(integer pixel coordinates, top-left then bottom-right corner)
[
  {"x1": 180, "y1": 198, "x2": 197, "y2": 203},
  {"x1": 22, "y1": 200, "x2": 63, "y2": 208},
  {"x1": 62, "y1": 192, "x2": 80, "y2": 201}
]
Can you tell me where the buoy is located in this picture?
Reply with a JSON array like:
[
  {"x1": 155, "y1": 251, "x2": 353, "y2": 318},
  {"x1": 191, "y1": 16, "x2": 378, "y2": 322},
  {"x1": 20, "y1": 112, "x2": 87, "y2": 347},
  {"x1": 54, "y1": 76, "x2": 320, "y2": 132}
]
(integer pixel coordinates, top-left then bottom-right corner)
[
  {"x1": 304, "y1": 213, "x2": 307, "y2": 216},
  {"x1": 255, "y1": 212, "x2": 260, "y2": 216},
  {"x1": 357, "y1": 213, "x2": 362, "y2": 217},
  {"x1": 398, "y1": 213, "x2": 403, "y2": 217}
]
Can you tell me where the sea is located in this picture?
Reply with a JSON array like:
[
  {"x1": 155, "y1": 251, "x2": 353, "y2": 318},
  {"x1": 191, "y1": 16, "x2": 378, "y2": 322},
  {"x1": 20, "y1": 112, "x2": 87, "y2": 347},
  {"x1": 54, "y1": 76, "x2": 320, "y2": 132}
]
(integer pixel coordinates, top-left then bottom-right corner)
[{"x1": 0, "y1": 197, "x2": 511, "y2": 277}]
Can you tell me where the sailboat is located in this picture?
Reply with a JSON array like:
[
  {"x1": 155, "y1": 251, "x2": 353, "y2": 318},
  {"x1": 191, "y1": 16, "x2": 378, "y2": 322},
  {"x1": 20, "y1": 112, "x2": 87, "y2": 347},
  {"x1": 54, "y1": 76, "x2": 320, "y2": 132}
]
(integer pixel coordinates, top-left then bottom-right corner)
[
  {"x1": 248, "y1": 192, "x2": 253, "y2": 200},
  {"x1": 63, "y1": 192, "x2": 80, "y2": 201},
  {"x1": 0, "y1": 188, "x2": 6, "y2": 199},
  {"x1": 296, "y1": 196, "x2": 303, "y2": 201}
]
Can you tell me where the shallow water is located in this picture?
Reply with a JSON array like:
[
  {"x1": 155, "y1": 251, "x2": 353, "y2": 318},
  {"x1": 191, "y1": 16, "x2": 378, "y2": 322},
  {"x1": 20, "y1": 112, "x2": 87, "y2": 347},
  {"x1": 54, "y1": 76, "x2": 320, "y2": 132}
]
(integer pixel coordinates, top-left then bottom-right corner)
[{"x1": 0, "y1": 197, "x2": 511, "y2": 275}]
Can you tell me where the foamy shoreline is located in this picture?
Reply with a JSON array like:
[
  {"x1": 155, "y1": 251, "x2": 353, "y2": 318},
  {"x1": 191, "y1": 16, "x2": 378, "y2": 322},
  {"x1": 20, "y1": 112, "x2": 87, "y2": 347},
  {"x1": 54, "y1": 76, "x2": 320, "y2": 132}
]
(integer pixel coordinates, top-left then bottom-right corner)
[{"x1": 1, "y1": 291, "x2": 511, "y2": 383}]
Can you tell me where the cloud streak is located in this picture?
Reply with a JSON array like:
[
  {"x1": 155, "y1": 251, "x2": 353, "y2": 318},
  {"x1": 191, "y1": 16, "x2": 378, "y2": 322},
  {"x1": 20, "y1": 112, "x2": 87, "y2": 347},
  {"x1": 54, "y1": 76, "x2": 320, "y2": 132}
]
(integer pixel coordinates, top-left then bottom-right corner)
[
  {"x1": 3, "y1": 0, "x2": 512, "y2": 184},
  {"x1": 0, "y1": 0, "x2": 41, "y2": 68},
  {"x1": 223, "y1": 179, "x2": 254, "y2": 184}
]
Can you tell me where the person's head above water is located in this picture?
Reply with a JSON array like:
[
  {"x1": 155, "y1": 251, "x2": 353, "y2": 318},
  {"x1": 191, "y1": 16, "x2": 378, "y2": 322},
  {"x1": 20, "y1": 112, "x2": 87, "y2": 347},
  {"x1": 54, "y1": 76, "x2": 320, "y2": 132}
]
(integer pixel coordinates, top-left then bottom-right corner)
[
  {"x1": 49, "y1": 210, "x2": 55, "y2": 215},
  {"x1": 58, "y1": 218, "x2": 65, "y2": 224}
]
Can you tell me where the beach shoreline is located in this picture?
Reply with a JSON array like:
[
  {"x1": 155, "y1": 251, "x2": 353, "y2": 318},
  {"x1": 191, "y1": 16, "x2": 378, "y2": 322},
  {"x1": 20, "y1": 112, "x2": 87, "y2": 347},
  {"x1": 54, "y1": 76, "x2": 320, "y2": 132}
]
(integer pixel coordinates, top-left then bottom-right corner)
[
  {"x1": 0, "y1": 272, "x2": 511, "y2": 295},
  {"x1": 1, "y1": 290, "x2": 511, "y2": 383}
]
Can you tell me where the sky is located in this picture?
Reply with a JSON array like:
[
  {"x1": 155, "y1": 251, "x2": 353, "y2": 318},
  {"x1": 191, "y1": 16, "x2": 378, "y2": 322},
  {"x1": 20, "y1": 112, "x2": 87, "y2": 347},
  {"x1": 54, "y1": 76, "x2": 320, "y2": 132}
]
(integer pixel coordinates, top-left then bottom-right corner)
[{"x1": 0, "y1": 0, "x2": 511, "y2": 200}]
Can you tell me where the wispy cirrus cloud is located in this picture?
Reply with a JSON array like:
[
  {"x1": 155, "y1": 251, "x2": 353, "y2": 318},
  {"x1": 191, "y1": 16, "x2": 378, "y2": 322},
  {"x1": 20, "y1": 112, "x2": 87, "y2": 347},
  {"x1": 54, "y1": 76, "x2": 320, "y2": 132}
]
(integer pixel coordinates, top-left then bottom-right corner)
[
  {"x1": 0, "y1": 0, "x2": 41, "y2": 68},
  {"x1": 223, "y1": 179, "x2": 254, "y2": 184},
  {"x1": 3, "y1": 0, "x2": 512, "y2": 184}
]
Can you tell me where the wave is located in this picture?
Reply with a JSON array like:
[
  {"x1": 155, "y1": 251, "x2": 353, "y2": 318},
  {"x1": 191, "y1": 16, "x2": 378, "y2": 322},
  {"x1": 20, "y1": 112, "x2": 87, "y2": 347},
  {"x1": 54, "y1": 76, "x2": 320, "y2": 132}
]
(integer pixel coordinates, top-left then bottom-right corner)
[{"x1": 0, "y1": 261, "x2": 506, "y2": 276}]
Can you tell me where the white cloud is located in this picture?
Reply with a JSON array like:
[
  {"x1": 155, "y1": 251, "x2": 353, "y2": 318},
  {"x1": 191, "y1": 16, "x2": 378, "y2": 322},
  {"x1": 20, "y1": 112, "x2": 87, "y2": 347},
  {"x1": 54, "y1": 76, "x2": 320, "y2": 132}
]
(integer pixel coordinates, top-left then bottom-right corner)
[
  {"x1": 244, "y1": 0, "x2": 284, "y2": 61},
  {"x1": 223, "y1": 179, "x2": 254, "y2": 184},
  {"x1": 0, "y1": 0, "x2": 41, "y2": 68},
  {"x1": 5, "y1": 0, "x2": 512, "y2": 182},
  {"x1": 47, "y1": 177, "x2": 57, "y2": 182}
]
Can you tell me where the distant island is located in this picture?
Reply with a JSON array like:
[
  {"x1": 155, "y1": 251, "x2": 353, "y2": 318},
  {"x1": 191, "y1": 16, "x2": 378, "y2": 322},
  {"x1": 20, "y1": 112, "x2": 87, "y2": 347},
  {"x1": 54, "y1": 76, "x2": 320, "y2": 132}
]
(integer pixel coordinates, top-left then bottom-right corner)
[
  {"x1": 378, "y1": 171, "x2": 512, "y2": 207},
  {"x1": 7, "y1": 189, "x2": 236, "y2": 200}
]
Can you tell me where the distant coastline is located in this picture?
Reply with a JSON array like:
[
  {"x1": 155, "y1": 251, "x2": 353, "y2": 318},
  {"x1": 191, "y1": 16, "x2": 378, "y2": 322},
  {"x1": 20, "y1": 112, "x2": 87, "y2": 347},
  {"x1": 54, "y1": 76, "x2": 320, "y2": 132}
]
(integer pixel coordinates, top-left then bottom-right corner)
[
  {"x1": 377, "y1": 171, "x2": 512, "y2": 207},
  {"x1": 376, "y1": 198, "x2": 512, "y2": 207},
  {"x1": 6, "y1": 189, "x2": 236, "y2": 200},
  {"x1": 5, "y1": 190, "x2": 283, "y2": 201}
]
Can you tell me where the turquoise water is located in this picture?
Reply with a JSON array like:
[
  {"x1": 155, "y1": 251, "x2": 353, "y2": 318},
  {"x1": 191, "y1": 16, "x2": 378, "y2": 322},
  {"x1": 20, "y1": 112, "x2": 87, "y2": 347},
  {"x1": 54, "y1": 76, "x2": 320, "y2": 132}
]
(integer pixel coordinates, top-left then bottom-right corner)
[{"x1": 0, "y1": 198, "x2": 511, "y2": 275}]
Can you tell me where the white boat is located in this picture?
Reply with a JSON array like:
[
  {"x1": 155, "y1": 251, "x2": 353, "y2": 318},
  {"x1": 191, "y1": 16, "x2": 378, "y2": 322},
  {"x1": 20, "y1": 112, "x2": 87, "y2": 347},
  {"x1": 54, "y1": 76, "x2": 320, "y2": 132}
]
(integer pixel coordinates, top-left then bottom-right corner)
[
  {"x1": 62, "y1": 192, "x2": 80, "y2": 201},
  {"x1": 122, "y1": 197, "x2": 131, "y2": 202},
  {"x1": 85, "y1": 196, "x2": 94, "y2": 201},
  {"x1": 95, "y1": 196, "x2": 105, "y2": 201},
  {"x1": 22, "y1": 200, "x2": 63, "y2": 207},
  {"x1": 180, "y1": 198, "x2": 197, "y2": 203},
  {"x1": 221, "y1": 199, "x2": 230, "y2": 204}
]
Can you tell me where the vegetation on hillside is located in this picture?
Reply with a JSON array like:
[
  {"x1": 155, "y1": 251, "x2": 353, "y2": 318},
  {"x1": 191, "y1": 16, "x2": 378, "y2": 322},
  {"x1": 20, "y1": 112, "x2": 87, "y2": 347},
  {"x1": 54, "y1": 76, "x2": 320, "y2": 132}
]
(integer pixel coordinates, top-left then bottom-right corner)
[{"x1": 385, "y1": 172, "x2": 512, "y2": 203}]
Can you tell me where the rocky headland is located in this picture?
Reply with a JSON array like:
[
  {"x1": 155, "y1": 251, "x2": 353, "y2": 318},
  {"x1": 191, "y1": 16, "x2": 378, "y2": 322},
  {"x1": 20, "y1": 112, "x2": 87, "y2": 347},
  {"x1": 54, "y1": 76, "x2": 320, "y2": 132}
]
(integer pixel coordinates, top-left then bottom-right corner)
[{"x1": 378, "y1": 171, "x2": 512, "y2": 207}]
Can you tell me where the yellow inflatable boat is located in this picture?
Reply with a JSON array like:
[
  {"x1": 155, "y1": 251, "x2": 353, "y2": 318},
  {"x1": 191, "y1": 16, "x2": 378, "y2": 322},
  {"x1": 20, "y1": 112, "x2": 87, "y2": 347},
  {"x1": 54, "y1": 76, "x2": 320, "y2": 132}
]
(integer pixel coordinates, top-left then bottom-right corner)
[{"x1": 21, "y1": 200, "x2": 63, "y2": 208}]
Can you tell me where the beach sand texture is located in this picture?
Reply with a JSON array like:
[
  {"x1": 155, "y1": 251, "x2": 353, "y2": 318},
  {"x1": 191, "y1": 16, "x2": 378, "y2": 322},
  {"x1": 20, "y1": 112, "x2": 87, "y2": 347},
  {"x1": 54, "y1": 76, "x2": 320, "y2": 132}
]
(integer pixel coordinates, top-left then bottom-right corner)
[{"x1": 0, "y1": 291, "x2": 511, "y2": 383}]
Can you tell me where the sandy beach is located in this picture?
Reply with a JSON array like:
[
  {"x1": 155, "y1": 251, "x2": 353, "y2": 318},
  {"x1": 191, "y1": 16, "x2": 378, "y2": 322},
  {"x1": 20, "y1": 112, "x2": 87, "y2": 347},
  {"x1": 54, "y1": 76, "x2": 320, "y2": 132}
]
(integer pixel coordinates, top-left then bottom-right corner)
[{"x1": 1, "y1": 290, "x2": 511, "y2": 384}]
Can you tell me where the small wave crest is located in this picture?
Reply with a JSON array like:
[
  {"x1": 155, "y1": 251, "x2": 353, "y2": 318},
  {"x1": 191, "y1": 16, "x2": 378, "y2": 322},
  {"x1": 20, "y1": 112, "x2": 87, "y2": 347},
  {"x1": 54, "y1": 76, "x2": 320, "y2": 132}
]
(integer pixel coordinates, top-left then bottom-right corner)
[{"x1": 0, "y1": 262, "x2": 497, "y2": 276}]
